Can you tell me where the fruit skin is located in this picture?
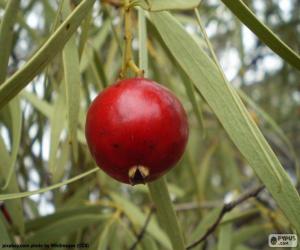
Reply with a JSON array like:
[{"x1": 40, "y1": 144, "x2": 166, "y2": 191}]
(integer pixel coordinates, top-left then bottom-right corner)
[{"x1": 85, "y1": 78, "x2": 189, "y2": 185}]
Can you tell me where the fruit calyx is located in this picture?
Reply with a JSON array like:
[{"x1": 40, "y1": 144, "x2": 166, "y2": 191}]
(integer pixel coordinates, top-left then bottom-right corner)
[{"x1": 128, "y1": 166, "x2": 150, "y2": 185}]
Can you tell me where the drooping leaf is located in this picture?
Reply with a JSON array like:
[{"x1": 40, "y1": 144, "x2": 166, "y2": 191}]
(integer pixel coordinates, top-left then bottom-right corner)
[
  {"x1": 62, "y1": 0, "x2": 81, "y2": 163},
  {"x1": 2, "y1": 97, "x2": 22, "y2": 190},
  {"x1": 149, "y1": 11, "x2": 300, "y2": 233},
  {"x1": 0, "y1": 0, "x2": 20, "y2": 84},
  {"x1": 0, "y1": 0, "x2": 96, "y2": 109},
  {"x1": 147, "y1": 178, "x2": 185, "y2": 250},
  {"x1": 232, "y1": 224, "x2": 271, "y2": 247},
  {"x1": 217, "y1": 223, "x2": 232, "y2": 250},
  {"x1": 21, "y1": 91, "x2": 53, "y2": 118},
  {"x1": 189, "y1": 207, "x2": 223, "y2": 243},
  {"x1": 26, "y1": 205, "x2": 106, "y2": 232},
  {"x1": 48, "y1": 85, "x2": 66, "y2": 175},
  {"x1": 220, "y1": 0, "x2": 300, "y2": 71},
  {"x1": 135, "y1": 0, "x2": 201, "y2": 11},
  {"x1": 138, "y1": 8, "x2": 149, "y2": 76},
  {"x1": 0, "y1": 135, "x2": 25, "y2": 236},
  {"x1": 97, "y1": 218, "x2": 118, "y2": 250},
  {"x1": 0, "y1": 168, "x2": 99, "y2": 201},
  {"x1": 0, "y1": 213, "x2": 13, "y2": 244},
  {"x1": 110, "y1": 192, "x2": 172, "y2": 249},
  {"x1": 26, "y1": 214, "x2": 109, "y2": 243}
]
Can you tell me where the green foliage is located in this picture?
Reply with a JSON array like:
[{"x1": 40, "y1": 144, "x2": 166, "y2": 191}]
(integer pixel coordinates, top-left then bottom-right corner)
[{"x1": 0, "y1": 0, "x2": 299, "y2": 249}]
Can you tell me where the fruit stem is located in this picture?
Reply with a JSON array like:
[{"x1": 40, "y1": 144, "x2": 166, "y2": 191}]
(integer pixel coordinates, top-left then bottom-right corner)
[
  {"x1": 148, "y1": 177, "x2": 186, "y2": 250},
  {"x1": 128, "y1": 59, "x2": 144, "y2": 77},
  {"x1": 120, "y1": 0, "x2": 143, "y2": 78}
]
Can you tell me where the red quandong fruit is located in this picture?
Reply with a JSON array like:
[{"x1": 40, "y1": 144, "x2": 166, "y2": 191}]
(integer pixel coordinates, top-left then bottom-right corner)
[{"x1": 85, "y1": 78, "x2": 189, "y2": 185}]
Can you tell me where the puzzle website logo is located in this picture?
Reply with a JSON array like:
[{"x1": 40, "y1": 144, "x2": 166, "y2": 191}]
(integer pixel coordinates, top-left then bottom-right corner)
[{"x1": 269, "y1": 234, "x2": 297, "y2": 248}]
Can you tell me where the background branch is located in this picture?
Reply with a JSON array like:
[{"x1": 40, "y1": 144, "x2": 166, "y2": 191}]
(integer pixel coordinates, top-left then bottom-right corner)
[{"x1": 187, "y1": 185, "x2": 265, "y2": 249}]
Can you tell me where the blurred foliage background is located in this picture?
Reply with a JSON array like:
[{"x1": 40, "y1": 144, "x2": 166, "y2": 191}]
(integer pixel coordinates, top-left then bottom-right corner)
[{"x1": 0, "y1": 0, "x2": 299, "y2": 249}]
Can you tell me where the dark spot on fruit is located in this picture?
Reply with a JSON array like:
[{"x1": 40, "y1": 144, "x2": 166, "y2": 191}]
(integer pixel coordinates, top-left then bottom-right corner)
[
  {"x1": 99, "y1": 129, "x2": 107, "y2": 136},
  {"x1": 112, "y1": 143, "x2": 120, "y2": 149},
  {"x1": 148, "y1": 143, "x2": 155, "y2": 150}
]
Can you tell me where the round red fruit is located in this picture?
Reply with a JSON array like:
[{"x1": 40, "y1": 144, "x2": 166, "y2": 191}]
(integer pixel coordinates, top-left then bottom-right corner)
[{"x1": 85, "y1": 78, "x2": 189, "y2": 185}]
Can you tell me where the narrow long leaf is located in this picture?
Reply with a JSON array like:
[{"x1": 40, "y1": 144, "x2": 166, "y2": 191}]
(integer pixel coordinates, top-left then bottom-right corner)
[
  {"x1": 220, "y1": 0, "x2": 300, "y2": 71},
  {"x1": 62, "y1": 0, "x2": 80, "y2": 163},
  {"x1": 0, "y1": 0, "x2": 20, "y2": 84},
  {"x1": 48, "y1": 87, "x2": 66, "y2": 175},
  {"x1": 26, "y1": 205, "x2": 105, "y2": 232},
  {"x1": 149, "y1": 11, "x2": 300, "y2": 233},
  {"x1": 0, "y1": 213, "x2": 12, "y2": 244},
  {"x1": 0, "y1": 0, "x2": 96, "y2": 109},
  {"x1": 138, "y1": 8, "x2": 148, "y2": 76},
  {"x1": 21, "y1": 91, "x2": 53, "y2": 118},
  {"x1": 238, "y1": 89, "x2": 300, "y2": 180},
  {"x1": 217, "y1": 223, "x2": 232, "y2": 250},
  {"x1": 135, "y1": 0, "x2": 201, "y2": 11},
  {"x1": 0, "y1": 136, "x2": 25, "y2": 235},
  {"x1": 2, "y1": 98, "x2": 22, "y2": 190},
  {"x1": 0, "y1": 168, "x2": 99, "y2": 201},
  {"x1": 26, "y1": 214, "x2": 109, "y2": 243},
  {"x1": 148, "y1": 178, "x2": 185, "y2": 250},
  {"x1": 110, "y1": 192, "x2": 171, "y2": 249}
]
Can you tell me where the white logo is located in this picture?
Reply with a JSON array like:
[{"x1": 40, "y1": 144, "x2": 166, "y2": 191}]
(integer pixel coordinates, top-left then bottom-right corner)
[{"x1": 269, "y1": 234, "x2": 297, "y2": 248}]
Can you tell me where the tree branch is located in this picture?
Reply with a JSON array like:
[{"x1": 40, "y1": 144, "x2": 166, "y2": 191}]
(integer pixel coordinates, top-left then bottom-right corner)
[{"x1": 186, "y1": 185, "x2": 265, "y2": 249}]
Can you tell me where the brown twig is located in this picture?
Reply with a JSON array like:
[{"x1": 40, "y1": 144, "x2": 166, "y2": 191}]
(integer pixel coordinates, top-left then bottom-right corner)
[
  {"x1": 186, "y1": 185, "x2": 265, "y2": 249},
  {"x1": 129, "y1": 207, "x2": 155, "y2": 250}
]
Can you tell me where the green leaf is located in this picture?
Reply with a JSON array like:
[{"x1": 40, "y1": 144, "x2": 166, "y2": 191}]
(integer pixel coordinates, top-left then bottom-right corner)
[
  {"x1": 138, "y1": 8, "x2": 148, "y2": 76},
  {"x1": 26, "y1": 214, "x2": 109, "y2": 243},
  {"x1": 49, "y1": 86, "x2": 66, "y2": 175},
  {"x1": 219, "y1": 142, "x2": 241, "y2": 189},
  {"x1": 0, "y1": 167, "x2": 99, "y2": 201},
  {"x1": 134, "y1": 0, "x2": 201, "y2": 11},
  {"x1": 235, "y1": 245, "x2": 252, "y2": 250},
  {"x1": 189, "y1": 207, "x2": 223, "y2": 243},
  {"x1": 179, "y1": 69, "x2": 204, "y2": 134},
  {"x1": 97, "y1": 218, "x2": 118, "y2": 250},
  {"x1": 217, "y1": 223, "x2": 232, "y2": 250},
  {"x1": 0, "y1": 0, "x2": 20, "y2": 84},
  {"x1": 149, "y1": 11, "x2": 300, "y2": 233},
  {"x1": 238, "y1": 90, "x2": 300, "y2": 181},
  {"x1": 79, "y1": 19, "x2": 111, "y2": 73},
  {"x1": 52, "y1": 139, "x2": 70, "y2": 183},
  {"x1": 198, "y1": 143, "x2": 218, "y2": 202},
  {"x1": 147, "y1": 178, "x2": 185, "y2": 250},
  {"x1": 0, "y1": 213, "x2": 13, "y2": 244},
  {"x1": 232, "y1": 224, "x2": 271, "y2": 247},
  {"x1": 26, "y1": 205, "x2": 105, "y2": 232},
  {"x1": 0, "y1": 134, "x2": 24, "y2": 236},
  {"x1": 62, "y1": 179, "x2": 95, "y2": 208},
  {"x1": 2, "y1": 97, "x2": 22, "y2": 190},
  {"x1": 221, "y1": 208, "x2": 259, "y2": 224},
  {"x1": 110, "y1": 191, "x2": 172, "y2": 249},
  {"x1": 118, "y1": 220, "x2": 143, "y2": 250},
  {"x1": 78, "y1": 9, "x2": 93, "y2": 58},
  {"x1": 141, "y1": 236, "x2": 159, "y2": 250},
  {"x1": 62, "y1": 0, "x2": 80, "y2": 163},
  {"x1": 0, "y1": 0, "x2": 96, "y2": 109},
  {"x1": 220, "y1": 0, "x2": 300, "y2": 71},
  {"x1": 21, "y1": 91, "x2": 53, "y2": 118}
]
